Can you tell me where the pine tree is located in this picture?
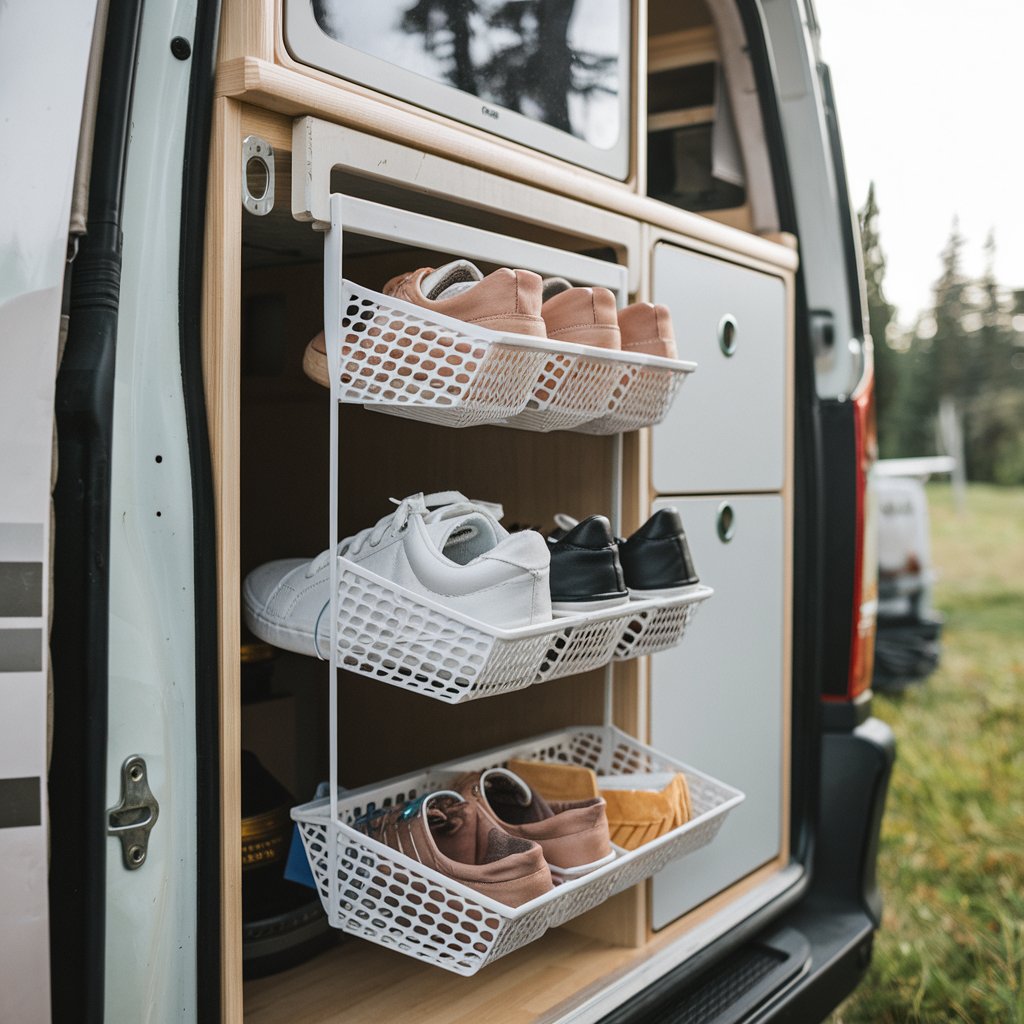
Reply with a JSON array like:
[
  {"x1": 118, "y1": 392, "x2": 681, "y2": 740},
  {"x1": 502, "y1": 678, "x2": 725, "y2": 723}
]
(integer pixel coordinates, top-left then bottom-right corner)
[
  {"x1": 857, "y1": 183, "x2": 901, "y2": 456},
  {"x1": 931, "y1": 218, "x2": 970, "y2": 401}
]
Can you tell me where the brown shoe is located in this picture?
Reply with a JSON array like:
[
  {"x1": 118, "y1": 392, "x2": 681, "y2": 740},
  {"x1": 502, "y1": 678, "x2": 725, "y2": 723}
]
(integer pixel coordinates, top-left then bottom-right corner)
[
  {"x1": 540, "y1": 286, "x2": 622, "y2": 351},
  {"x1": 617, "y1": 302, "x2": 678, "y2": 360},
  {"x1": 303, "y1": 259, "x2": 547, "y2": 388},
  {"x1": 455, "y1": 768, "x2": 614, "y2": 880},
  {"x1": 354, "y1": 789, "x2": 553, "y2": 909}
]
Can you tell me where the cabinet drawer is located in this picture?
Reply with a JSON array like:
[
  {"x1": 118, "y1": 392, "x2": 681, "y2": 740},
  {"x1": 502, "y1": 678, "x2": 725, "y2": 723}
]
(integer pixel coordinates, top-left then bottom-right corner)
[
  {"x1": 649, "y1": 494, "x2": 785, "y2": 929},
  {"x1": 651, "y1": 244, "x2": 786, "y2": 494}
]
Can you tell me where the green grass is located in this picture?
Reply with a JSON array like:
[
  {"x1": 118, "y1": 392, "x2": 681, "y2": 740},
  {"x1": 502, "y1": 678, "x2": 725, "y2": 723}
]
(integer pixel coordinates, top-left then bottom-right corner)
[{"x1": 831, "y1": 483, "x2": 1024, "y2": 1024}]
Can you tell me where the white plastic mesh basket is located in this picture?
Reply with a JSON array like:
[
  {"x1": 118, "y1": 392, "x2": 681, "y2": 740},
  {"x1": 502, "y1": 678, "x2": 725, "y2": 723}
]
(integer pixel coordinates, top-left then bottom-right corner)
[
  {"x1": 577, "y1": 363, "x2": 688, "y2": 435},
  {"x1": 328, "y1": 282, "x2": 695, "y2": 433},
  {"x1": 292, "y1": 725, "x2": 744, "y2": 975},
  {"x1": 614, "y1": 585, "x2": 711, "y2": 660},
  {"x1": 504, "y1": 353, "x2": 628, "y2": 433},
  {"x1": 332, "y1": 558, "x2": 712, "y2": 703},
  {"x1": 334, "y1": 284, "x2": 549, "y2": 426}
]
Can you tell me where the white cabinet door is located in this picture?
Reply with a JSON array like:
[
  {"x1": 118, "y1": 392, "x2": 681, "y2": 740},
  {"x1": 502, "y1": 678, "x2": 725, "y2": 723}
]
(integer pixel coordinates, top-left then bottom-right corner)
[
  {"x1": 650, "y1": 495, "x2": 785, "y2": 929},
  {"x1": 652, "y1": 244, "x2": 787, "y2": 494}
]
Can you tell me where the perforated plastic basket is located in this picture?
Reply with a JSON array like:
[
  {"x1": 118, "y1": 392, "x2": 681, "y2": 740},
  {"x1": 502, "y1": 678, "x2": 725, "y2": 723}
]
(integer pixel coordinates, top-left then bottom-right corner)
[
  {"x1": 331, "y1": 557, "x2": 712, "y2": 703},
  {"x1": 576, "y1": 359, "x2": 689, "y2": 435},
  {"x1": 614, "y1": 584, "x2": 710, "y2": 660},
  {"x1": 328, "y1": 282, "x2": 695, "y2": 433},
  {"x1": 291, "y1": 725, "x2": 744, "y2": 975}
]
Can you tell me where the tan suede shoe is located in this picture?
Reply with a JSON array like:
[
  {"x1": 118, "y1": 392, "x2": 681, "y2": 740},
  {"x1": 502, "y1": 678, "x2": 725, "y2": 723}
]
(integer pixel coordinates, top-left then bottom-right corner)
[
  {"x1": 599, "y1": 772, "x2": 693, "y2": 850},
  {"x1": 455, "y1": 768, "x2": 614, "y2": 880},
  {"x1": 617, "y1": 302, "x2": 678, "y2": 360},
  {"x1": 354, "y1": 789, "x2": 553, "y2": 909},
  {"x1": 540, "y1": 286, "x2": 622, "y2": 351},
  {"x1": 303, "y1": 259, "x2": 546, "y2": 387}
]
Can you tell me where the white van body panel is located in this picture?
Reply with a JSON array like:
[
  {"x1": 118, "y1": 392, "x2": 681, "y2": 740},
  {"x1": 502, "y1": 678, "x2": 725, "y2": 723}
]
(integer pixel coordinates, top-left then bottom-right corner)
[{"x1": 0, "y1": 3, "x2": 98, "y2": 1021}]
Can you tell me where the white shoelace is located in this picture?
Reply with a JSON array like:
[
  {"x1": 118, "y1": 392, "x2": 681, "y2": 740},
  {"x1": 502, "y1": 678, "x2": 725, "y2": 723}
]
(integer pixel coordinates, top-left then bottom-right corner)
[{"x1": 306, "y1": 491, "x2": 504, "y2": 576}]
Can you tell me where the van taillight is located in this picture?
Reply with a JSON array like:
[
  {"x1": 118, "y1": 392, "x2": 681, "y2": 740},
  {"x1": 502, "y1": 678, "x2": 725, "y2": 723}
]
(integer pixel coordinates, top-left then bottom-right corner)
[{"x1": 847, "y1": 368, "x2": 878, "y2": 698}]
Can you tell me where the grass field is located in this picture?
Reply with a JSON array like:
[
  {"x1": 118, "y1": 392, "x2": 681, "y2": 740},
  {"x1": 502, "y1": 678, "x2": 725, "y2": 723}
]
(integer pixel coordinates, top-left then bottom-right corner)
[{"x1": 831, "y1": 484, "x2": 1024, "y2": 1023}]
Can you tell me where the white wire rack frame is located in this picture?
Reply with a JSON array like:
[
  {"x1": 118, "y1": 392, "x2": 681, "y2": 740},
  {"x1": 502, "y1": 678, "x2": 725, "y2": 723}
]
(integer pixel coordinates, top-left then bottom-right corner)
[{"x1": 321, "y1": 190, "x2": 637, "y2": 917}]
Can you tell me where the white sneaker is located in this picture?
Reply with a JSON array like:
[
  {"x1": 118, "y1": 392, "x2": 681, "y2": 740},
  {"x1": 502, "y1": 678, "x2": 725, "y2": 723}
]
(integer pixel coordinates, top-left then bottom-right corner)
[{"x1": 243, "y1": 492, "x2": 552, "y2": 657}]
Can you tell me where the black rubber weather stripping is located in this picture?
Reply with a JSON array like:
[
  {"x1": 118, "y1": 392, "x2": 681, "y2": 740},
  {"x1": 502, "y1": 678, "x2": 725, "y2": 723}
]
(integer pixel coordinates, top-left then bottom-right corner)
[
  {"x1": 178, "y1": 1, "x2": 223, "y2": 1020},
  {"x1": 736, "y1": 0, "x2": 825, "y2": 873},
  {"x1": 49, "y1": 3, "x2": 144, "y2": 1021}
]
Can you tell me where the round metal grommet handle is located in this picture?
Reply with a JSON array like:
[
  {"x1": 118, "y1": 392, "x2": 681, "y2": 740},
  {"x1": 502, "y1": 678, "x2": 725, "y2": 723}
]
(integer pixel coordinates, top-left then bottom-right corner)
[
  {"x1": 242, "y1": 135, "x2": 275, "y2": 217},
  {"x1": 718, "y1": 314, "x2": 738, "y2": 357},
  {"x1": 716, "y1": 501, "x2": 736, "y2": 543}
]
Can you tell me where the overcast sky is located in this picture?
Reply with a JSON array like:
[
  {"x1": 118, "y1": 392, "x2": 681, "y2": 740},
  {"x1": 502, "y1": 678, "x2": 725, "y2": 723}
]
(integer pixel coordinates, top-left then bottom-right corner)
[{"x1": 813, "y1": 0, "x2": 1024, "y2": 325}]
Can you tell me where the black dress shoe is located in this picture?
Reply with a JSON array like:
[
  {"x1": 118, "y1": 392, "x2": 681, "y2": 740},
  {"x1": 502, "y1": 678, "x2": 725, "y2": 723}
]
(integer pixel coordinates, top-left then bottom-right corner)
[
  {"x1": 618, "y1": 508, "x2": 699, "y2": 594},
  {"x1": 547, "y1": 515, "x2": 630, "y2": 611}
]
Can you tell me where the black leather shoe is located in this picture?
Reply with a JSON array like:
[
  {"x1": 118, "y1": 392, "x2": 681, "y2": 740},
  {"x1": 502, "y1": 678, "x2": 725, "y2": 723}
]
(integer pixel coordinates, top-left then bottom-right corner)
[
  {"x1": 548, "y1": 515, "x2": 630, "y2": 611},
  {"x1": 618, "y1": 508, "x2": 699, "y2": 594}
]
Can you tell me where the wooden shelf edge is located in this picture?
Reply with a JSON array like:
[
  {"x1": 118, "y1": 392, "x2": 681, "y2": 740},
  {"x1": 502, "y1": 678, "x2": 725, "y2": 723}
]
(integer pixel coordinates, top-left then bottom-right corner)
[{"x1": 217, "y1": 59, "x2": 798, "y2": 275}]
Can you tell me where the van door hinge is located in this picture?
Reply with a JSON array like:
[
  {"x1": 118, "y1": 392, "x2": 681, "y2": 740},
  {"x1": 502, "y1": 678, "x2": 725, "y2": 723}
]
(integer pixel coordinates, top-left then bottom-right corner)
[{"x1": 107, "y1": 755, "x2": 159, "y2": 870}]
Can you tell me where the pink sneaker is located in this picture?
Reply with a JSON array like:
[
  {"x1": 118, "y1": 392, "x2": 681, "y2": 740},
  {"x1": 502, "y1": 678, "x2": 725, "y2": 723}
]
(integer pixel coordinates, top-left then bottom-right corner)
[
  {"x1": 454, "y1": 768, "x2": 614, "y2": 880},
  {"x1": 617, "y1": 302, "x2": 678, "y2": 360},
  {"x1": 540, "y1": 285, "x2": 622, "y2": 351}
]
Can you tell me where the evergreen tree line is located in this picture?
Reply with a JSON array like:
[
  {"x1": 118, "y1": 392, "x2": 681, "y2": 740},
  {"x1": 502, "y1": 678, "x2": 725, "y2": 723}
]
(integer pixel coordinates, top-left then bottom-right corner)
[{"x1": 860, "y1": 184, "x2": 1024, "y2": 483}]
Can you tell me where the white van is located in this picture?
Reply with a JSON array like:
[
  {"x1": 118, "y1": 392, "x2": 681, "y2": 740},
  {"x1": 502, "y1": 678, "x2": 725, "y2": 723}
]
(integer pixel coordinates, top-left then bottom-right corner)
[{"x1": 1, "y1": 1, "x2": 893, "y2": 1021}]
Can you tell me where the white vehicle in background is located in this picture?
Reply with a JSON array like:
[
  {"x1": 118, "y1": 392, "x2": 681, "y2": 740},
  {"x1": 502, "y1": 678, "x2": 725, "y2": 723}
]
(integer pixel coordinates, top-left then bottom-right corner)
[
  {"x1": 2, "y1": 1, "x2": 894, "y2": 1022},
  {"x1": 873, "y1": 457, "x2": 952, "y2": 691}
]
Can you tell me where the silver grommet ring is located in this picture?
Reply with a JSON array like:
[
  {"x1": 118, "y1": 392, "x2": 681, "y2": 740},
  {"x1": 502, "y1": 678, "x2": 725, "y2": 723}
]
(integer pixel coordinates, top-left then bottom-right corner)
[
  {"x1": 718, "y1": 314, "x2": 737, "y2": 357},
  {"x1": 716, "y1": 501, "x2": 736, "y2": 543}
]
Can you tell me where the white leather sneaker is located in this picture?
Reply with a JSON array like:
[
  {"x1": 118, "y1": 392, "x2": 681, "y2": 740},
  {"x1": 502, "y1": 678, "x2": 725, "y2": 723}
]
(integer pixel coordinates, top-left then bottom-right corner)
[{"x1": 243, "y1": 492, "x2": 552, "y2": 657}]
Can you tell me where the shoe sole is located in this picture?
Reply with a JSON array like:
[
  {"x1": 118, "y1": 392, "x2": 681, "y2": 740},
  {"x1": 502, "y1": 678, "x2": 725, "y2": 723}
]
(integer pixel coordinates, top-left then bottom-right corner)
[
  {"x1": 242, "y1": 592, "x2": 324, "y2": 659},
  {"x1": 627, "y1": 581, "x2": 701, "y2": 600},
  {"x1": 302, "y1": 341, "x2": 330, "y2": 388},
  {"x1": 552, "y1": 594, "x2": 631, "y2": 614},
  {"x1": 549, "y1": 848, "x2": 617, "y2": 880}
]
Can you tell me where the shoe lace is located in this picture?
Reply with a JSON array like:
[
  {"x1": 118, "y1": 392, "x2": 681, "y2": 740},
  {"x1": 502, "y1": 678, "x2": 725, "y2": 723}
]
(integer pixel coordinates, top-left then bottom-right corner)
[{"x1": 306, "y1": 491, "x2": 503, "y2": 577}]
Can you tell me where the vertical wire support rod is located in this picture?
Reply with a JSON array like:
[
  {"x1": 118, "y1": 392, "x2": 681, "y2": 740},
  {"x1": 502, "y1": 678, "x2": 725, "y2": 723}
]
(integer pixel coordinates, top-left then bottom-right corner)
[
  {"x1": 604, "y1": 390, "x2": 626, "y2": 727},
  {"x1": 325, "y1": 193, "x2": 344, "y2": 916}
]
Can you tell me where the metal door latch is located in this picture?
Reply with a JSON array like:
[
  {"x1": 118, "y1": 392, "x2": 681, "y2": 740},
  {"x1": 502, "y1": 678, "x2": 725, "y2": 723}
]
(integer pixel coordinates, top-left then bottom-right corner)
[
  {"x1": 242, "y1": 134, "x2": 275, "y2": 216},
  {"x1": 107, "y1": 755, "x2": 159, "y2": 870}
]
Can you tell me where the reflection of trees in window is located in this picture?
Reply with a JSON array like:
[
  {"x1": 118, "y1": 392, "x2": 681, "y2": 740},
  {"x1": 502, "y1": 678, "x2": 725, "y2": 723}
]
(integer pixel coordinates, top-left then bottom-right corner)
[
  {"x1": 402, "y1": 0, "x2": 480, "y2": 94},
  {"x1": 311, "y1": 0, "x2": 338, "y2": 36},
  {"x1": 400, "y1": 0, "x2": 616, "y2": 136}
]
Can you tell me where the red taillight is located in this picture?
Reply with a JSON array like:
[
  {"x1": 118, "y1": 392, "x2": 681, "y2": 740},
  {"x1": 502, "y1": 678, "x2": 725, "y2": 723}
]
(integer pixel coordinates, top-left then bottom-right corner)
[{"x1": 848, "y1": 364, "x2": 878, "y2": 698}]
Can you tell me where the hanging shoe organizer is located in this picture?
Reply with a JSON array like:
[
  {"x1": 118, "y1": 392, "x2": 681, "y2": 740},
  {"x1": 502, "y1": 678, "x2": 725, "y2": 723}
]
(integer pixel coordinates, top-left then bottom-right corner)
[{"x1": 289, "y1": 116, "x2": 742, "y2": 974}]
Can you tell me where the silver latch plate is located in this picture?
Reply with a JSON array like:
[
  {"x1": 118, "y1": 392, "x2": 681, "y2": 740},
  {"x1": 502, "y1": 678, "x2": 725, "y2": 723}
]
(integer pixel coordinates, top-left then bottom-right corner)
[
  {"x1": 242, "y1": 134, "x2": 275, "y2": 216},
  {"x1": 107, "y1": 755, "x2": 160, "y2": 870}
]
